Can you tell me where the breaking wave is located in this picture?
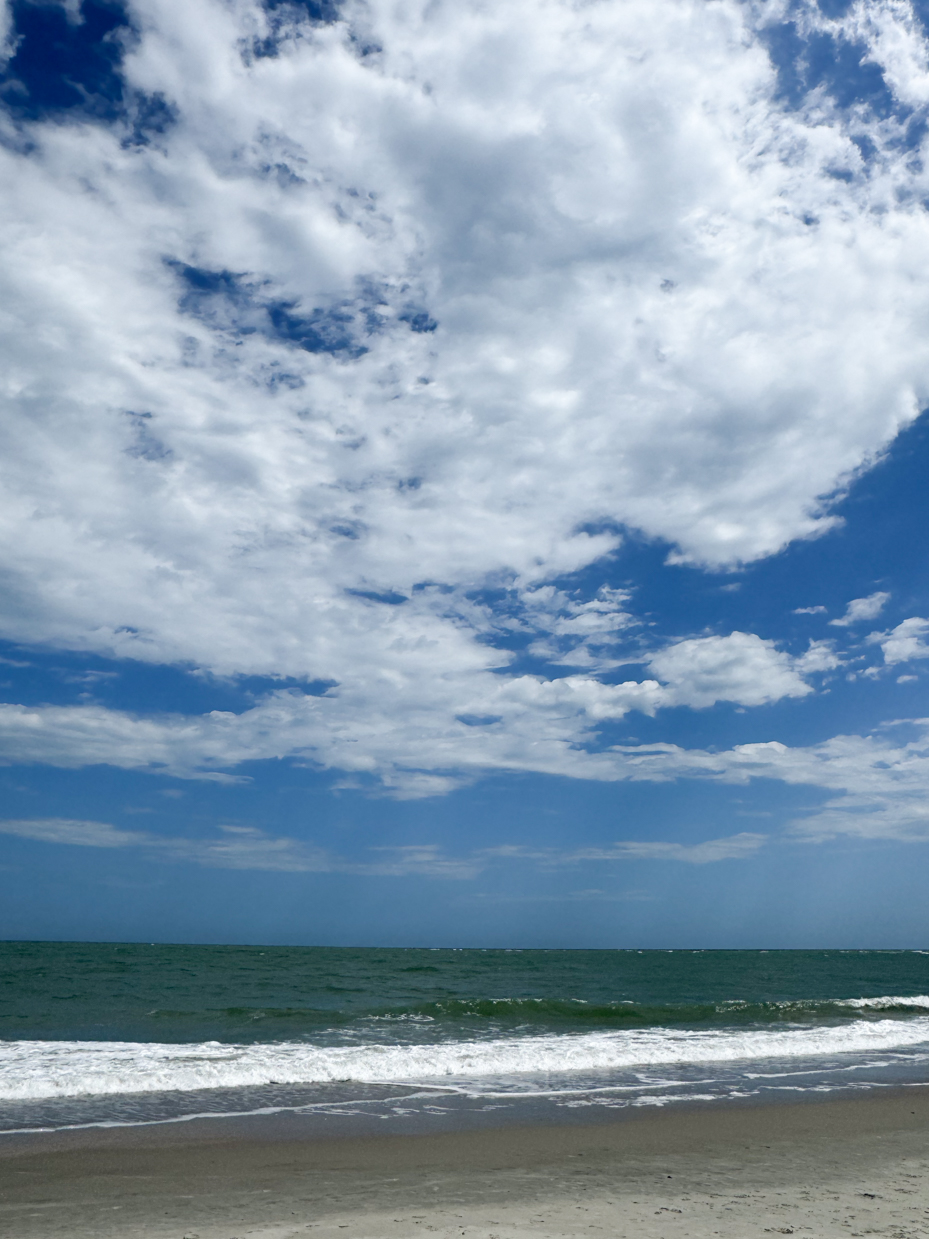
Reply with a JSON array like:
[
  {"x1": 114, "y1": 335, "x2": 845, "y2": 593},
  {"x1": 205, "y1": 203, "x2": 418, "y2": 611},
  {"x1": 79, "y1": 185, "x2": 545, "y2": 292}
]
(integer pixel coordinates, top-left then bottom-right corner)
[{"x1": 5, "y1": 1011, "x2": 929, "y2": 1101}]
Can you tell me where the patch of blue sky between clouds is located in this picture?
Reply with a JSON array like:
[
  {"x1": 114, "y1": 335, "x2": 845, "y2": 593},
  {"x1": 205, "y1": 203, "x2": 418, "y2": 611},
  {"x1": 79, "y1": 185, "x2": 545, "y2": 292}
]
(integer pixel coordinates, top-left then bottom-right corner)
[
  {"x1": 167, "y1": 261, "x2": 436, "y2": 361},
  {"x1": 0, "y1": 0, "x2": 129, "y2": 123},
  {"x1": 169, "y1": 261, "x2": 368, "y2": 360},
  {"x1": 0, "y1": 0, "x2": 176, "y2": 145},
  {"x1": 0, "y1": 643, "x2": 337, "y2": 715},
  {"x1": 249, "y1": 0, "x2": 343, "y2": 60},
  {"x1": 764, "y1": 12, "x2": 898, "y2": 119},
  {"x1": 755, "y1": 0, "x2": 929, "y2": 195}
]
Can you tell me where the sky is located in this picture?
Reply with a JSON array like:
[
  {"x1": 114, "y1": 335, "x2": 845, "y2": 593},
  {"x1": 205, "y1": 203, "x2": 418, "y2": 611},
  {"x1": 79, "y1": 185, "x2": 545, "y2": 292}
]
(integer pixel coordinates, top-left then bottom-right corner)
[{"x1": 2, "y1": 0, "x2": 929, "y2": 947}]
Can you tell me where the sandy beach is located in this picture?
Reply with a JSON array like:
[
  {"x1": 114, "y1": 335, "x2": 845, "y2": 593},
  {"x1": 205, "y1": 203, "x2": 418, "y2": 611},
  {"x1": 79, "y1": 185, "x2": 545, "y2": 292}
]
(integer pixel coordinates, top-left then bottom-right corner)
[{"x1": 1, "y1": 1090, "x2": 928, "y2": 1239}]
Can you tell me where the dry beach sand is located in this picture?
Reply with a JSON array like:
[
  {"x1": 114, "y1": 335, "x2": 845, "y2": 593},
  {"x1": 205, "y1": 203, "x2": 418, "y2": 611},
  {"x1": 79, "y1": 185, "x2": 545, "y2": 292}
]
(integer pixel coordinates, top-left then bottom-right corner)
[{"x1": 1, "y1": 1090, "x2": 928, "y2": 1238}]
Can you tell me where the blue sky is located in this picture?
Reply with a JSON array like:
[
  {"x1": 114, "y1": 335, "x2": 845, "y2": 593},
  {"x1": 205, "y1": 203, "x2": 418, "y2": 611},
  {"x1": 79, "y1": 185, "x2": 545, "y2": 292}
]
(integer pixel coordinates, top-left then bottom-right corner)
[{"x1": 2, "y1": 0, "x2": 929, "y2": 946}]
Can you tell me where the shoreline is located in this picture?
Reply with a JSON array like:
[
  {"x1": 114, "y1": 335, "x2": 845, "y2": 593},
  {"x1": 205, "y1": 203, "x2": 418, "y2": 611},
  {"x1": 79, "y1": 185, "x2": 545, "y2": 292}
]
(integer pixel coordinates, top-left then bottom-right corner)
[
  {"x1": 3, "y1": 1072, "x2": 929, "y2": 1147},
  {"x1": 1, "y1": 1087, "x2": 928, "y2": 1237}
]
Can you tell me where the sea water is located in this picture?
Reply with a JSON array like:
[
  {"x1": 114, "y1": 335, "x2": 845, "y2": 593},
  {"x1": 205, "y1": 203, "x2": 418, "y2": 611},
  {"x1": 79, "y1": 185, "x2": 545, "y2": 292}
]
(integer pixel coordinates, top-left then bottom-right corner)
[{"x1": 1, "y1": 943, "x2": 928, "y2": 1134}]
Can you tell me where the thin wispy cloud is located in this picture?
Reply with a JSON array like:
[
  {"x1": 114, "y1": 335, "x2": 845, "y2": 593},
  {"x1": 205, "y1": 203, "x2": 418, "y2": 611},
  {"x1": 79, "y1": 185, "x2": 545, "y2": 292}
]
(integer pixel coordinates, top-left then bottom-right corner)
[
  {"x1": 0, "y1": 818, "x2": 479, "y2": 877},
  {"x1": 0, "y1": 819, "x2": 769, "y2": 874}
]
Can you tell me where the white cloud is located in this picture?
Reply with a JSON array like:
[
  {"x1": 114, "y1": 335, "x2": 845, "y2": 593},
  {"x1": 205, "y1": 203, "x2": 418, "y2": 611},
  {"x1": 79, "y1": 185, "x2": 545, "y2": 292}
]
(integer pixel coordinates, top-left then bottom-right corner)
[
  {"x1": 874, "y1": 616, "x2": 929, "y2": 664},
  {"x1": 0, "y1": 818, "x2": 144, "y2": 848},
  {"x1": 647, "y1": 632, "x2": 813, "y2": 709},
  {"x1": 1, "y1": 0, "x2": 929, "y2": 788},
  {"x1": 794, "y1": 640, "x2": 842, "y2": 675},
  {"x1": 0, "y1": 630, "x2": 826, "y2": 792},
  {"x1": 829, "y1": 591, "x2": 891, "y2": 627},
  {"x1": 0, "y1": 4, "x2": 14, "y2": 68},
  {"x1": 0, "y1": 817, "x2": 481, "y2": 876},
  {"x1": 523, "y1": 586, "x2": 636, "y2": 667},
  {"x1": 793, "y1": 605, "x2": 827, "y2": 616},
  {"x1": 0, "y1": 685, "x2": 651, "y2": 792},
  {"x1": 612, "y1": 723, "x2": 929, "y2": 843},
  {"x1": 0, "y1": 816, "x2": 766, "y2": 872},
  {"x1": 571, "y1": 832, "x2": 767, "y2": 864},
  {"x1": 8, "y1": 705, "x2": 929, "y2": 851},
  {"x1": 789, "y1": 794, "x2": 929, "y2": 843},
  {"x1": 481, "y1": 833, "x2": 767, "y2": 865}
]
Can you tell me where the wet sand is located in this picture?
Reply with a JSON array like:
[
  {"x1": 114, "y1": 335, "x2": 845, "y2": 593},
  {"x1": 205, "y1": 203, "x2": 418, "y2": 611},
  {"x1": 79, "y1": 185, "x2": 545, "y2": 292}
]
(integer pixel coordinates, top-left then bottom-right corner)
[{"x1": 1, "y1": 1089, "x2": 928, "y2": 1238}]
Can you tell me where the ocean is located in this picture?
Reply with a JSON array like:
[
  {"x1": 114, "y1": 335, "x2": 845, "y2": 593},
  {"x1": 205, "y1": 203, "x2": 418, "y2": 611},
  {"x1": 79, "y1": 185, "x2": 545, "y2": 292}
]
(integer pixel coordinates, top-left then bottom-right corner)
[{"x1": 2, "y1": 943, "x2": 928, "y2": 1136}]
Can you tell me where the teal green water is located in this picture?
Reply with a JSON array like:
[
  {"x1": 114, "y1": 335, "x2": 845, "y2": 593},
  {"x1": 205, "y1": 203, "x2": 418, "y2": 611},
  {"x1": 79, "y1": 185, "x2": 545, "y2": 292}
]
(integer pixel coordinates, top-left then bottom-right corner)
[
  {"x1": 3, "y1": 944, "x2": 929, "y2": 1132},
  {"x1": 2, "y1": 942, "x2": 928, "y2": 1043}
]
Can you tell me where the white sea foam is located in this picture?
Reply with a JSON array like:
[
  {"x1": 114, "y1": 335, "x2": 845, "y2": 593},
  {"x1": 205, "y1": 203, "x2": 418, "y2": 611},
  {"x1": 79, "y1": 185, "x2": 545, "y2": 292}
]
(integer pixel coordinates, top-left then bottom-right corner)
[
  {"x1": 3, "y1": 1016, "x2": 929, "y2": 1101},
  {"x1": 837, "y1": 995, "x2": 929, "y2": 1010}
]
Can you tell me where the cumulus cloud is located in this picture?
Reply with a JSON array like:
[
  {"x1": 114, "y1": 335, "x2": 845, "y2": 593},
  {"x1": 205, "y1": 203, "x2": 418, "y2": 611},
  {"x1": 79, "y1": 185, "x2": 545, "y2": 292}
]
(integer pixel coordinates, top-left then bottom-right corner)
[
  {"x1": 793, "y1": 640, "x2": 842, "y2": 674},
  {"x1": 646, "y1": 632, "x2": 814, "y2": 709},
  {"x1": 873, "y1": 616, "x2": 929, "y2": 664},
  {"x1": 829, "y1": 591, "x2": 891, "y2": 627},
  {"x1": 1, "y1": 0, "x2": 928, "y2": 792}
]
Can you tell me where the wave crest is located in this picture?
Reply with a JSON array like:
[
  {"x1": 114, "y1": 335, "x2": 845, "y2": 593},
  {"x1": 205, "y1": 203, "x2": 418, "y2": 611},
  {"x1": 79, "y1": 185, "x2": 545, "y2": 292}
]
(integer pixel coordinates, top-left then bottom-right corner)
[{"x1": 4, "y1": 1014, "x2": 929, "y2": 1101}]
